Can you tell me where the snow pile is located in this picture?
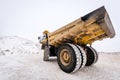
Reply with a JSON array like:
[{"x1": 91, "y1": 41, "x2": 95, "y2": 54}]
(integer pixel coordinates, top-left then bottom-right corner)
[{"x1": 0, "y1": 36, "x2": 41, "y2": 56}]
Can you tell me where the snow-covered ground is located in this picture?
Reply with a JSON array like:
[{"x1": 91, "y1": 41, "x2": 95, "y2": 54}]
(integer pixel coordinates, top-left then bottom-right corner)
[{"x1": 0, "y1": 36, "x2": 120, "y2": 80}]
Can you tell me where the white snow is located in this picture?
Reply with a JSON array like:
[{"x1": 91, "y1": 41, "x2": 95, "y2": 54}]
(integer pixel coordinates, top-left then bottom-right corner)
[
  {"x1": 0, "y1": 36, "x2": 40, "y2": 56},
  {"x1": 0, "y1": 36, "x2": 120, "y2": 80}
]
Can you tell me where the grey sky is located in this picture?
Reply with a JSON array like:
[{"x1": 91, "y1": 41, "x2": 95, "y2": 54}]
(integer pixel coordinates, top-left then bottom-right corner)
[{"x1": 0, "y1": 0, "x2": 120, "y2": 52}]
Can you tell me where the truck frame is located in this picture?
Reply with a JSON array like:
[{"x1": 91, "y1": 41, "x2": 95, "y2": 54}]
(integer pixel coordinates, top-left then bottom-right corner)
[{"x1": 38, "y1": 6, "x2": 115, "y2": 73}]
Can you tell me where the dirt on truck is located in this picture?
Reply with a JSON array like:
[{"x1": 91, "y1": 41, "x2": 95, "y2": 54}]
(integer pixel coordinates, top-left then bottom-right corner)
[{"x1": 38, "y1": 6, "x2": 115, "y2": 73}]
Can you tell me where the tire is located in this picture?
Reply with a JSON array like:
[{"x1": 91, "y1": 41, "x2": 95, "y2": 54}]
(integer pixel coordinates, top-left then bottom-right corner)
[
  {"x1": 57, "y1": 43, "x2": 82, "y2": 73},
  {"x1": 76, "y1": 45, "x2": 87, "y2": 69},
  {"x1": 91, "y1": 47, "x2": 98, "y2": 64},
  {"x1": 85, "y1": 46, "x2": 98, "y2": 66}
]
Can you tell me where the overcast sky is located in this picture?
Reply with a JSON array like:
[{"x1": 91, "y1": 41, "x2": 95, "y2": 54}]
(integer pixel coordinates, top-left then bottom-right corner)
[{"x1": 0, "y1": 0, "x2": 120, "y2": 52}]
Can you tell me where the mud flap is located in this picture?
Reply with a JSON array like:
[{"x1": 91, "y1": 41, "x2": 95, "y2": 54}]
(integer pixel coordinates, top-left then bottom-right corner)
[
  {"x1": 43, "y1": 45, "x2": 57, "y2": 61},
  {"x1": 43, "y1": 46, "x2": 50, "y2": 61}
]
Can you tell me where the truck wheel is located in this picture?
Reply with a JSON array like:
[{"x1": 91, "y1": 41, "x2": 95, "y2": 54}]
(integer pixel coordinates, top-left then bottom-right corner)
[
  {"x1": 85, "y1": 46, "x2": 98, "y2": 66},
  {"x1": 57, "y1": 43, "x2": 82, "y2": 73},
  {"x1": 76, "y1": 45, "x2": 87, "y2": 69},
  {"x1": 91, "y1": 47, "x2": 98, "y2": 64}
]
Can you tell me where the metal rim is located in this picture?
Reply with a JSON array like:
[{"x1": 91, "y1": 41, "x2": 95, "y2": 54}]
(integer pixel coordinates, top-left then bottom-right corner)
[{"x1": 60, "y1": 49, "x2": 71, "y2": 66}]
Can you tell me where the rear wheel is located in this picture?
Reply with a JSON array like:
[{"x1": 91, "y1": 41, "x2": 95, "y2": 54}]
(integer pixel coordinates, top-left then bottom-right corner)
[
  {"x1": 57, "y1": 43, "x2": 83, "y2": 73},
  {"x1": 85, "y1": 46, "x2": 98, "y2": 66},
  {"x1": 76, "y1": 45, "x2": 87, "y2": 69},
  {"x1": 91, "y1": 47, "x2": 98, "y2": 64}
]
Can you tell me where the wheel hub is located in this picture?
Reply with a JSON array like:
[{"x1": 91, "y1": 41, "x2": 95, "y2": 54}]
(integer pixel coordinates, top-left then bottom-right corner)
[{"x1": 60, "y1": 49, "x2": 71, "y2": 66}]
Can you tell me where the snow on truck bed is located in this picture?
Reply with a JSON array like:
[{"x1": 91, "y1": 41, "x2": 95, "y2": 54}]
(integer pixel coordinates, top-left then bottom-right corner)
[{"x1": 0, "y1": 36, "x2": 120, "y2": 80}]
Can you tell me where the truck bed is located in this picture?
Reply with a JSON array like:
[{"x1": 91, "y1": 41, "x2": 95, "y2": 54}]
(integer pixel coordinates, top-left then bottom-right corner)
[{"x1": 41, "y1": 6, "x2": 115, "y2": 46}]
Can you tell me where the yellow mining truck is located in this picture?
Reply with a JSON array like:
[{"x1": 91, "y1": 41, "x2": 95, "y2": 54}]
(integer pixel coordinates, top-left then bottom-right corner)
[{"x1": 38, "y1": 6, "x2": 115, "y2": 73}]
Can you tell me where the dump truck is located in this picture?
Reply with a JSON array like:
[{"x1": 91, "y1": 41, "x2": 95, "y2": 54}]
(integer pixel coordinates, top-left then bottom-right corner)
[{"x1": 38, "y1": 6, "x2": 115, "y2": 73}]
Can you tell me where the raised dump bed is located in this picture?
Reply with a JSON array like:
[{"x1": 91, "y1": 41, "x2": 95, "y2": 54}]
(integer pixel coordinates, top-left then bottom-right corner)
[{"x1": 38, "y1": 6, "x2": 115, "y2": 73}]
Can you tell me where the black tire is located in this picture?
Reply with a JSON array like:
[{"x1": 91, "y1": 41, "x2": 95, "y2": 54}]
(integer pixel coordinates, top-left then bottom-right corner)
[
  {"x1": 76, "y1": 45, "x2": 87, "y2": 69},
  {"x1": 91, "y1": 47, "x2": 98, "y2": 64},
  {"x1": 57, "y1": 43, "x2": 82, "y2": 73},
  {"x1": 85, "y1": 46, "x2": 98, "y2": 66}
]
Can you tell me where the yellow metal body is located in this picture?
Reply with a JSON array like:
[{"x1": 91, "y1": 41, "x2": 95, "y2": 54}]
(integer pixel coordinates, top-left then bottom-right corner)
[{"x1": 40, "y1": 6, "x2": 115, "y2": 46}]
